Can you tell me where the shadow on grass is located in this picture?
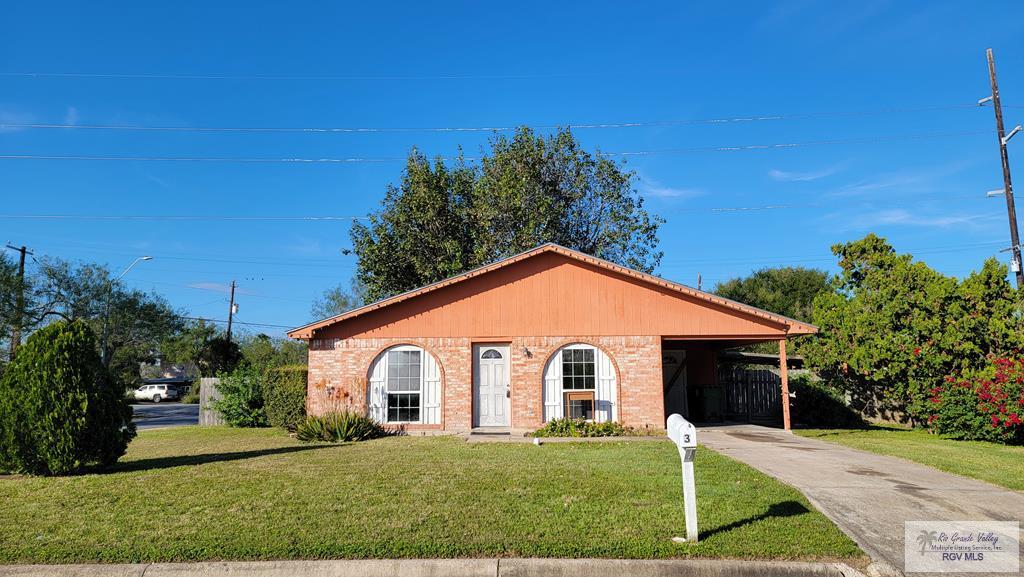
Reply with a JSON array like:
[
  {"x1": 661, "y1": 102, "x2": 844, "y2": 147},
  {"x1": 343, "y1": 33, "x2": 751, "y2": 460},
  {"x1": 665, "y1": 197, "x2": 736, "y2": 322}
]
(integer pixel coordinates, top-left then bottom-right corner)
[
  {"x1": 101, "y1": 444, "x2": 338, "y2": 474},
  {"x1": 701, "y1": 500, "x2": 810, "y2": 540}
]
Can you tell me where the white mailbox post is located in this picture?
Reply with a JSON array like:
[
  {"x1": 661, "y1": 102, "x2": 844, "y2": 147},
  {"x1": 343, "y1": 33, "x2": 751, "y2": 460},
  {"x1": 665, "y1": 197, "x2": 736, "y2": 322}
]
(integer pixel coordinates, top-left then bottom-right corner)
[{"x1": 666, "y1": 413, "x2": 698, "y2": 543}]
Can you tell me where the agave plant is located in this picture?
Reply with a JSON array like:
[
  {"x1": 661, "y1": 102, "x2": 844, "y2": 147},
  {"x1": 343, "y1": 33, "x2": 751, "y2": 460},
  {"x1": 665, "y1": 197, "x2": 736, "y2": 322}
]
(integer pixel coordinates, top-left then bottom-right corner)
[{"x1": 295, "y1": 411, "x2": 391, "y2": 443}]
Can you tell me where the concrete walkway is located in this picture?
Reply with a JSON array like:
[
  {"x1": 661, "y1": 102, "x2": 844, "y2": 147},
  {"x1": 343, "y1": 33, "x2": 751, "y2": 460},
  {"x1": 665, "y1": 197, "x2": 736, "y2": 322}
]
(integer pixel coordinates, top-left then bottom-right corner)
[
  {"x1": 698, "y1": 425, "x2": 1024, "y2": 576},
  {"x1": 0, "y1": 558, "x2": 867, "y2": 577}
]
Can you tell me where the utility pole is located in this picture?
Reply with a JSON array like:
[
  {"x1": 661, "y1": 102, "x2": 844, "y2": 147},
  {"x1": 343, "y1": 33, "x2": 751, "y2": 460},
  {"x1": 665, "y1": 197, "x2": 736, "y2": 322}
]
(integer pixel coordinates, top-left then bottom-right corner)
[
  {"x1": 226, "y1": 280, "x2": 237, "y2": 341},
  {"x1": 5, "y1": 244, "x2": 32, "y2": 360},
  {"x1": 985, "y1": 48, "x2": 1024, "y2": 287}
]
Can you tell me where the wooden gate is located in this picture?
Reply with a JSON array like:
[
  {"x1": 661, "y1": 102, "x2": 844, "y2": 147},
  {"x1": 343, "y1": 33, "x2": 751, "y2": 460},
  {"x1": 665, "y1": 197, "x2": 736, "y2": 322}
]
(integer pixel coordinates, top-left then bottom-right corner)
[{"x1": 717, "y1": 366, "x2": 782, "y2": 424}]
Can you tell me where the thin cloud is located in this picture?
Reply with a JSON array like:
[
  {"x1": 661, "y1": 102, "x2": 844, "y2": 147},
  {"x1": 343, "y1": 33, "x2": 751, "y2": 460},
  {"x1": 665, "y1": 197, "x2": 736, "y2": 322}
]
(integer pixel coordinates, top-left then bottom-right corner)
[
  {"x1": 830, "y1": 163, "x2": 970, "y2": 197},
  {"x1": 847, "y1": 209, "x2": 995, "y2": 229},
  {"x1": 769, "y1": 165, "x2": 841, "y2": 182},
  {"x1": 637, "y1": 174, "x2": 705, "y2": 199},
  {"x1": 64, "y1": 106, "x2": 79, "y2": 126},
  {"x1": 0, "y1": 108, "x2": 34, "y2": 133}
]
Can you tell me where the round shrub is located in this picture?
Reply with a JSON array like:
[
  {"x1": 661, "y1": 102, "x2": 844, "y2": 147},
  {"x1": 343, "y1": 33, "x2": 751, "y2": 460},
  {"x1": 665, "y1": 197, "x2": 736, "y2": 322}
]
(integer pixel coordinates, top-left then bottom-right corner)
[
  {"x1": 295, "y1": 411, "x2": 389, "y2": 442},
  {"x1": 264, "y1": 365, "x2": 307, "y2": 431},
  {"x1": 0, "y1": 320, "x2": 136, "y2": 475}
]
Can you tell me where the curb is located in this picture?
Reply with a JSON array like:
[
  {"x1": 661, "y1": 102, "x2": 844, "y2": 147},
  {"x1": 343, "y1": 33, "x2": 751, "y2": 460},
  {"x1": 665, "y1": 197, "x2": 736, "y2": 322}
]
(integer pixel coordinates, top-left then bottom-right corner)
[{"x1": 0, "y1": 558, "x2": 871, "y2": 577}]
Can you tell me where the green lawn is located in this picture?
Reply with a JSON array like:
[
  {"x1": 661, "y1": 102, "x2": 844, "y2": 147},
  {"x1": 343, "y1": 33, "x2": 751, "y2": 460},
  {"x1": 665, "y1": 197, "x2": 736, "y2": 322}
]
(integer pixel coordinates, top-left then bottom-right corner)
[
  {"x1": 796, "y1": 426, "x2": 1024, "y2": 492},
  {"x1": 0, "y1": 427, "x2": 861, "y2": 564}
]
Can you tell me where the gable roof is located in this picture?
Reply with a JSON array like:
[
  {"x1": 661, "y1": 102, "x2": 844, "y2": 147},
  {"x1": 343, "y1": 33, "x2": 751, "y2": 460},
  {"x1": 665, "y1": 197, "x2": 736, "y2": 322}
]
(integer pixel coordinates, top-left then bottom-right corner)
[{"x1": 288, "y1": 243, "x2": 818, "y2": 339}]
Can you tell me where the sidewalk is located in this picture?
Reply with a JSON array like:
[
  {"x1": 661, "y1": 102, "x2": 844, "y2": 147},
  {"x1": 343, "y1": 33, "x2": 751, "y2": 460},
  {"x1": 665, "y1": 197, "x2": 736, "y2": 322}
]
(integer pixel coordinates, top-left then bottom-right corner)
[
  {"x1": 0, "y1": 558, "x2": 868, "y2": 577},
  {"x1": 698, "y1": 425, "x2": 1024, "y2": 577}
]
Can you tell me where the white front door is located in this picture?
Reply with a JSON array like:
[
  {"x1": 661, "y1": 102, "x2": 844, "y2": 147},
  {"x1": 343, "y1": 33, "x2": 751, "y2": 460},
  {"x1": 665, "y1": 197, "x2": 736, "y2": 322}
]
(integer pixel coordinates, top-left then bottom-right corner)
[{"x1": 474, "y1": 344, "x2": 510, "y2": 427}]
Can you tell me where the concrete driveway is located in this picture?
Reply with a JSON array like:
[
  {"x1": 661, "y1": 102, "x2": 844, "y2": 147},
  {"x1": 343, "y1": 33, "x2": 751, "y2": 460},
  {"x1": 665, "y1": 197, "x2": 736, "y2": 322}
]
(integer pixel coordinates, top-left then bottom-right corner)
[
  {"x1": 131, "y1": 403, "x2": 199, "y2": 429},
  {"x1": 698, "y1": 425, "x2": 1024, "y2": 576}
]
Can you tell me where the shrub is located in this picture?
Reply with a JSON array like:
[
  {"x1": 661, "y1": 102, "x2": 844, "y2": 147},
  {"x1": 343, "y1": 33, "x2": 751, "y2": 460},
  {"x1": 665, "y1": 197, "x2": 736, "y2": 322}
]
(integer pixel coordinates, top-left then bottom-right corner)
[
  {"x1": 531, "y1": 418, "x2": 636, "y2": 437},
  {"x1": 0, "y1": 321, "x2": 136, "y2": 475},
  {"x1": 930, "y1": 358, "x2": 1024, "y2": 444},
  {"x1": 295, "y1": 411, "x2": 389, "y2": 442},
  {"x1": 264, "y1": 365, "x2": 307, "y2": 431},
  {"x1": 790, "y1": 374, "x2": 864, "y2": 428},
  {"x1": 213, "y1": 364, "x2": 269, "y2": 427}
]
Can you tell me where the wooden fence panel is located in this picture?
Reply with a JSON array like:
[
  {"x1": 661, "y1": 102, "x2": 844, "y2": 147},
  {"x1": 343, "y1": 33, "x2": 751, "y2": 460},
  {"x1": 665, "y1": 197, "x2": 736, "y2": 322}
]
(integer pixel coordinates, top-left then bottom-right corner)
[{"x1": 199, "y1": 377, "x2": 224, "y2": 426}]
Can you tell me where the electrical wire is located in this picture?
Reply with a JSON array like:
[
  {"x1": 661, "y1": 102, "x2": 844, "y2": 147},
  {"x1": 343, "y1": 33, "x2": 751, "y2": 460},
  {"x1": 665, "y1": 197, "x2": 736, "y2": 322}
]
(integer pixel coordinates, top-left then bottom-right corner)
[
  {"x1": 0, "y1": 104, "x2": 981, "y2": 134},
  {"x1": 0, "y1": 129, "x2": 991, "y2": 163}
]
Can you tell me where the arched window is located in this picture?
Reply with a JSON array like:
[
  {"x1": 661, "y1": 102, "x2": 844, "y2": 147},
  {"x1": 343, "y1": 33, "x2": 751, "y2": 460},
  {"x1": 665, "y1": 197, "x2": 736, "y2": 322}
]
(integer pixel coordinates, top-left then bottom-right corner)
[
  {"x1": 481, "y1": 348, "x2": 503, "y2": 359},
  {"x1": 367, "y1": 345, "x2": 442, "y2": 424},
  {"x1": 542, "y1": 344, "x2": 617, "y2": 423}
]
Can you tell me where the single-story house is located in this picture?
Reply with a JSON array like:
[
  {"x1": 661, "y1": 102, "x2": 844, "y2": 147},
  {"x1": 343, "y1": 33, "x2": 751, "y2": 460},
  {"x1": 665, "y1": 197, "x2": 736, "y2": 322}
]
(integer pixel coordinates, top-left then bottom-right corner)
[{"x1": 288, "y1": 244, "x2": 816, "y2": 433}]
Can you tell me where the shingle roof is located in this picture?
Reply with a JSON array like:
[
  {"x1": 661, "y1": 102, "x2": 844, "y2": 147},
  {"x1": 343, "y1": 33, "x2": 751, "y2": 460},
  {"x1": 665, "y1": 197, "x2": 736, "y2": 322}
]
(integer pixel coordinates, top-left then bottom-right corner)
[{"x1": 288, "y1": 243, "x2": 819, "y2": 339}]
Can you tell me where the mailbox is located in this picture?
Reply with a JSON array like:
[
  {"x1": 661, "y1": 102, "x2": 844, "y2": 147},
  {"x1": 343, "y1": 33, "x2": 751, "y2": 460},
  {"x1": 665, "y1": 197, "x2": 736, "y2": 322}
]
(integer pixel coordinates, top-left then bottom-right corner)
[{"x1": 666, "y1": 413, "x2": 698, "y2": 543}]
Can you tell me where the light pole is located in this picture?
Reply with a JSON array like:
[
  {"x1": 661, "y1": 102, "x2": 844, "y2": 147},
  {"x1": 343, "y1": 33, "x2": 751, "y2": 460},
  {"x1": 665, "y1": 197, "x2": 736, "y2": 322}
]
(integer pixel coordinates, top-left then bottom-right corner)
[{"x1": 100, "y1": 256, "x2": 152, "y2": 366}]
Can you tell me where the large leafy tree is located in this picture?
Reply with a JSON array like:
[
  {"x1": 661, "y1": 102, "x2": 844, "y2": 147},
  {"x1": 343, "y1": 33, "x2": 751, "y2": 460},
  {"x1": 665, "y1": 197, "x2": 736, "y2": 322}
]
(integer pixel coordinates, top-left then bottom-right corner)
[
  {"x1": 350, "y1": 127, "x2": 664, "y2": 301},
  {"x1": 310, "y1": 278, "x2": 365, "y2": 320},
  {"x1": 161, "y1": 320, "x2": 242, "y2": 376},
  {"x1": 803, "y1": 234, "x2": 1023, "y2": 422},
  {"x1": 714, "y1": 267, "x2": 830, "y2": 323}
]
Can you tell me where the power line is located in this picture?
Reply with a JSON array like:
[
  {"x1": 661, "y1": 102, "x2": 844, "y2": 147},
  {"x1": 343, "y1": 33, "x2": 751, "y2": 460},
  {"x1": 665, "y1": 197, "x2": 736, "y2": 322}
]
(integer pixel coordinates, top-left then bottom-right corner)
[
  {"x1": 0, "y1": 104, "x2": 982, "y2": 134},
  {"x1": 0, "y1": 130, "x2": 991, "y2": 164},
  {"x1": 0, "y1": 70, "x2": 687, "y2": 81},
  {"x1": 178, "y1": 315, "x2": 293, "y2": 330},
  {"x1": 0, "y1": 214, "x2": 364, "y2": 221}
]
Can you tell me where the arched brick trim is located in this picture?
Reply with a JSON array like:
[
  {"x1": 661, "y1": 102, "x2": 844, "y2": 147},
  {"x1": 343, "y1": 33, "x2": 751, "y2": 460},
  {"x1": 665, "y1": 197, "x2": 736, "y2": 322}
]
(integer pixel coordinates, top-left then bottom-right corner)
[
  {"x1": 365, "y1": 341, "x2": 447, "y2": 428},
  {"x1": 536, "y1": 338, "x2": 623, "y2": 423}
]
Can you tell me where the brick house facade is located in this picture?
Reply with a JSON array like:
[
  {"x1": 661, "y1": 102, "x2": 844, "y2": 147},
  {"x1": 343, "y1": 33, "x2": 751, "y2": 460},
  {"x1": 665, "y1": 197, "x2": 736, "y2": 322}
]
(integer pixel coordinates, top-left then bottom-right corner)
[{"x1": 290, "y1": 244, "x2": 816, "y2": 433}]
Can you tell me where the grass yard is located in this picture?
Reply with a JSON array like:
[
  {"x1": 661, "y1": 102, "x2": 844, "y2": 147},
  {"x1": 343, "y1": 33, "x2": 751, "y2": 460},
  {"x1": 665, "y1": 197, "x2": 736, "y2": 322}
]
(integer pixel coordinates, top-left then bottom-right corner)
[
  {"x1": 796, "y1": 426, "x2": 1024, "y2": 492},
  {"x1": 0, "y1": 427, "x2": 861, "y2": 564}
]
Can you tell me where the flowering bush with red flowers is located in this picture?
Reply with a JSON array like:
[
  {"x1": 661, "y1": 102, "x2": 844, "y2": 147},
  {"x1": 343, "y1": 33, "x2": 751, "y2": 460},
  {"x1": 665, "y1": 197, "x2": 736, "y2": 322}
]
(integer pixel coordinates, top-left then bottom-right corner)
[{"x1": 929, "y1": 357, "x2": 1024, "y2": 445}]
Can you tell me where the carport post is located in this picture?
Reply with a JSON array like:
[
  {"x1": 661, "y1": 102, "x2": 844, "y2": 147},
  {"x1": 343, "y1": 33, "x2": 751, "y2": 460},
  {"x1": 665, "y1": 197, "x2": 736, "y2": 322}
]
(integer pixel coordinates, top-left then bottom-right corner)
[{"x1": 779, "y1": 338, "x2": 791, "y2": 430}]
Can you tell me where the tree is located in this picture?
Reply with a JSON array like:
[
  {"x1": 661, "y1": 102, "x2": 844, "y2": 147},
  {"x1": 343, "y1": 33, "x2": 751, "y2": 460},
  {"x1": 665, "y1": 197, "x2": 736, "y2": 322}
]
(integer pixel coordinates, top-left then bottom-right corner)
[
  {"x1": 160, "y1": 320, "x2": 243, "y2": 377},
  {"x1": 240, "y1": 333, "x2": 307, "y2": 369},
  {"x1": 0, "y1": 320, "x2": 135, "y2": 475},
  {"x1": 714, "y1": 267, "x2": 830, "y2": 323},
  {"x1": 311, "y1": 278, "x2": 365, "y2": 319},
  {"x1": 350, "y1": 127, "x2": 664, "y2": 301},
  {"x1": 803, "y1": 234, "x2": 1023, "y2": 422},
  {"x1": 30, "y1": 258, "x2": 182, "y2": 388}
]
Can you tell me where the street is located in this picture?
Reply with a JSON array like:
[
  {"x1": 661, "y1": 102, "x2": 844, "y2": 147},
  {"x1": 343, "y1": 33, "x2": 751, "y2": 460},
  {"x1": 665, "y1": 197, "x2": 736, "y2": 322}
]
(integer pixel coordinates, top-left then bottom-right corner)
[{"x1": 131, "y1": 402, "x2": 199, "y2": 429}]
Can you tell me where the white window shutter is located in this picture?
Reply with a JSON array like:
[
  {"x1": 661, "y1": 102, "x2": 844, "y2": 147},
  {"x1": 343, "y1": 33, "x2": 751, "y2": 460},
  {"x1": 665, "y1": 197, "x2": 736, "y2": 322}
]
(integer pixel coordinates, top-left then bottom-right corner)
[
  {"x1": 595, "y1": 347, "x2": 617, "y2": 422},
  {"x1": 543, "y1": 353, "x2": 563, "y2": 422},
  {"x1": 368, "y1": 352, "x2": 387, "y2": 423},
  {"x1": 422, "y1": 351, "x2": 441, "y2": 425}
]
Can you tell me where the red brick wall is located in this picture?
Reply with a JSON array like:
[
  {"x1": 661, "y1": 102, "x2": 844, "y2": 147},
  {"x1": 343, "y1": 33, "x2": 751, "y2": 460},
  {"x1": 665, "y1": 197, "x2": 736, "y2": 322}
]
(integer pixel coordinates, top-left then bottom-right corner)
[{"x1": 307, "y1": 335, "x2": 664, "y2": 433}]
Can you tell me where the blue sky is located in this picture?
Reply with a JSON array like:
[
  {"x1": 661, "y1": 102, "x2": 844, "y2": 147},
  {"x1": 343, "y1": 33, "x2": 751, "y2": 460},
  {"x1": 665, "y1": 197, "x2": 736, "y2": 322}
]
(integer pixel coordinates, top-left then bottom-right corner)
[{"x1": 2, "y1": 1, "x2": 1024, "y2": 336}]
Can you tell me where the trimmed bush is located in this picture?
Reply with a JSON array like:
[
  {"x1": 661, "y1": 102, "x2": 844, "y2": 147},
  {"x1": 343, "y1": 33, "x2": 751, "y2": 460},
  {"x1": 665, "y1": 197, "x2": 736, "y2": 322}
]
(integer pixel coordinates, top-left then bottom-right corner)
[
  {"x1": 531, "y1": 418, "x2": 636, "y2": 437},
  {"x1": 790, "y1": 374, "x2": 864, "y2": 428},
  {"x1": 295, "y1": 411, "x2": 389, "y2": 442},
  {"x1": 0, "y1": 320, "x2": 136, "y2": 475},
  {"x1": 265, "y1": 365, "x2": 307, "y2": 431},
  {"x1": 213, "y1": 364, "x2": 268, "y2": 427}
]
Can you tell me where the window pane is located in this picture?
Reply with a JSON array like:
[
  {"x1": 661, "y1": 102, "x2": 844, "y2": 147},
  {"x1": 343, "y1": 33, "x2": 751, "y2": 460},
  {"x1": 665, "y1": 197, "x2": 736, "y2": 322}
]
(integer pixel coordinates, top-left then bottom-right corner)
[
  {"x1": 583, "y1": 349, "x2": 594, "y2": 362},
  {"x1": 386, "y1": 348, "x2": 422, "y2": 393}
]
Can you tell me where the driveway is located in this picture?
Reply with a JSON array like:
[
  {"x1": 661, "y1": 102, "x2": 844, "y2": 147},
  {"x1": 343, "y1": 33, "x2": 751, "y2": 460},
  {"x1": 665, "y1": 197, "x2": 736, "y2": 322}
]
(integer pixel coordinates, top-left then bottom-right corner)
[
  {"x1": 698, "y1": 425, "x2": 1024, "y2": 576},
  {"x1": 131, "y1": 403, "x2": 199, "y2": 429}
]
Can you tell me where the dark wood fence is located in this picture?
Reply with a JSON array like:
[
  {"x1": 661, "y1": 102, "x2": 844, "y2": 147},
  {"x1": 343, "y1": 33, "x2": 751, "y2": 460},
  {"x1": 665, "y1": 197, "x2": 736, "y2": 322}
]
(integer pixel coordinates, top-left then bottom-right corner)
[{"x1": 717, "y1": 366, "x2": 782, "y2": 424}]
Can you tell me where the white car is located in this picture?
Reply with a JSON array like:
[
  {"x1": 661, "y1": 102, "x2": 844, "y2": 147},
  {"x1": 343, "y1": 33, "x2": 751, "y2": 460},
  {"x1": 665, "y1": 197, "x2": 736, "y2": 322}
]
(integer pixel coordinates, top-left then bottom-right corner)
[{"x1": 133, "y1": 384, "x2": 179, "y2": 403}]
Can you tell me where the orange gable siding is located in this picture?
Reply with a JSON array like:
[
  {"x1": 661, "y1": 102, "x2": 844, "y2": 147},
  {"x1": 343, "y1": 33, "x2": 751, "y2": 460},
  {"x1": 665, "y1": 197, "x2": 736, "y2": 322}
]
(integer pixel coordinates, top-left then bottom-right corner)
[{"x1": 314, "y1": 252, "x2": 789, "y2": 340}]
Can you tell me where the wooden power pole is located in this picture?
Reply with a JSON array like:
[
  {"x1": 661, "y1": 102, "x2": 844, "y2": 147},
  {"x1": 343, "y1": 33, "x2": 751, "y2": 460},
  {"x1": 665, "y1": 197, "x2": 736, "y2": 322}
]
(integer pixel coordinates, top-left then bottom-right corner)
[
  {"x1": 226, "y1": 280, "x2": 237, "y2": 341},
  {"x1": 986, "y1": 48, "x2": 1024, "y2": 287},
  {"x1": 5, "y1": 244, "x2": 32, "y2": 360}
]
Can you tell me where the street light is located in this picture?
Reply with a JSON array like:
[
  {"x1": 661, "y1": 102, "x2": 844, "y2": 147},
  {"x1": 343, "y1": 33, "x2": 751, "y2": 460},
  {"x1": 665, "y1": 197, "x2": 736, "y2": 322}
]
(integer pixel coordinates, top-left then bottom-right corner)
[{"x1": 100, "y1": 256, "x2": 153, "y2": 366}]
